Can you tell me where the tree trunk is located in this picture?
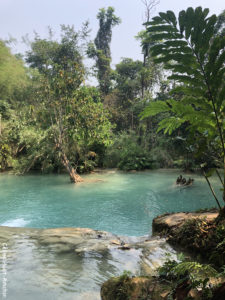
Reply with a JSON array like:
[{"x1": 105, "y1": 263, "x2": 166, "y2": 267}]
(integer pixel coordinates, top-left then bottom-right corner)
[
  {"x1": 61, "y1": 151, "x2": 83, "y2": 183},
  {"x1": 53, "y1": 112, "x2": 83, "y2": 183},
  {"x1": 203, "y1": 170, "x2": 221, "y2": 210}
]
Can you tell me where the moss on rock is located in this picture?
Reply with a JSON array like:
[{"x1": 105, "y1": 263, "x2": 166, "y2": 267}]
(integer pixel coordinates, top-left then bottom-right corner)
[
  {"x1": 152, "y1": 210, "x2": 225, "y2": 268},
  {"x1": 101, "y1": 274, "x2": 171, "y2": 300}
]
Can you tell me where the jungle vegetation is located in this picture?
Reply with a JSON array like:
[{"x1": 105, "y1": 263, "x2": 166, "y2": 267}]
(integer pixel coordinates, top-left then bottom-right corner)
[{"x1": 0, "y1": 6, "x2": 224, "y2": 200}]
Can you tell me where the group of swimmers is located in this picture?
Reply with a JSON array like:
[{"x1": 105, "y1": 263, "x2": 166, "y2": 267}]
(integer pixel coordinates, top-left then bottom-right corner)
[{"x1": 176, "y1": 175, "x2": 194, "y2": 186}]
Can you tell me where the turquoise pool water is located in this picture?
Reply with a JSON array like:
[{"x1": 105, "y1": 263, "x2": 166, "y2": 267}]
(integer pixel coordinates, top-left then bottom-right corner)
[
  {"x1": 0, "y1": 170, "x2": 222, "y2": 235},
  {"x1": 0, "y1": 169, "x2": 222, "y2": 300}
]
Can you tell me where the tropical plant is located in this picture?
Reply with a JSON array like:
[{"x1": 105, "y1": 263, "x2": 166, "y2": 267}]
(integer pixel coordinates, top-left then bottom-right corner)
[
  {"x1": 158, "y1": 258, "x2": 218, "y2": 299},
  {"x1": 141, "y1": 7, "x2": 225, "y2": 208}
]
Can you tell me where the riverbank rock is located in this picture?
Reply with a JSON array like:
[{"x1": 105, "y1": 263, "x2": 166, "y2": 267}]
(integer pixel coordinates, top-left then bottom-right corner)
[
  {"x1": 101, "y1": 275, "x2": 225, "y2": 300},
  {"x1": 100, "y1": 210, "x2": 225, "y2": 300},
  {"x1": 152, "y1": 210, "x2": 218, "y2": 236},
  {"x1": 152, "y1": 209, "x2": 225, "y2": 268}
]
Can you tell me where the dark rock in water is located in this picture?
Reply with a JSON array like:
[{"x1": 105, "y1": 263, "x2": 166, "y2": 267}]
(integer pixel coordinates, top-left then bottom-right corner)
[{"x1": 118, "y1": 244, "x2": 131, "y2": 250}]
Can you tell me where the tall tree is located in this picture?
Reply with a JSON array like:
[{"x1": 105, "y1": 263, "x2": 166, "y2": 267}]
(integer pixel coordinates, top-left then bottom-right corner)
[
  {"x1": 0, "y1": 40, "x2": 27, "y2": 102},
  {"x1": 105, "y1": 58, "x2": 144, "y2": 131},
  {"x1": 87, "y1": 7, "x2": 121, "y2": 96},
  {"x1": 26, "y1": 26, "x2": 112, "y2": 182},
  {"x1": 0, "y1": 41, "x2": 29, "y2": 170},
  {"x1": 141, "y1": 0, "x2": 160, "y2": 23},
  {"x1": 141, "y1": 7, "x2": 225, "y2": 209},
  {"x1": 26, "y1": 26, "x2": 85, "y2": 182}
]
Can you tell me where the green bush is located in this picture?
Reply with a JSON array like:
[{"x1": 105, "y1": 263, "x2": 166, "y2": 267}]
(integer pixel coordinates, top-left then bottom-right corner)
[
  {"x1": 104, "y1": 131, "x2": 153, "y2": 171},
  {"x1": 0, "y1": 142, "x2": 12, "y2": 171},
  {"x1": 149, "y1": 147, "x2": 173, "y2": 168},
  {"x1": 118, "y1": 151, "x2": 152, "y2": 171},
  {"x1": 158, "y1": 258, "x2": 217, "y2": 300}
]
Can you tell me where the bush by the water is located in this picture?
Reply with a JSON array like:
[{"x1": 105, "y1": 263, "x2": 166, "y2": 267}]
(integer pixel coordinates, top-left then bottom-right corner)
[{"x1": 103, "y1": 131, "x2": 153, "y2": 171}]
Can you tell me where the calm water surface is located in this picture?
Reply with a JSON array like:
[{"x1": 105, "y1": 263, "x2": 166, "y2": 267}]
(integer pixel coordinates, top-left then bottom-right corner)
[
  {"x1": 0, "y1": 170, "x2": 222, "y2": 300},
  {"x1": 0, "y1": 169, "x2": 222, "y2": 235}
]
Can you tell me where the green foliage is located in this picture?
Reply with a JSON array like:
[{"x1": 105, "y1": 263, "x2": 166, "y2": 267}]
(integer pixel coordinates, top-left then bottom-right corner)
[
  {"x1": 158, "y1": 258, "x2": 217, "y2": 299},
  {"x1": 114, "y1": 58, "x2": 144, "y2": 103},
  {"x1": 104, "y1": 271, "x2": 134, "y2": 300},
  {"x1": 118, "y1": 152, "x2": 152, "y2": 171},
  {"x1": 104, "y1": 131, "x2": 153, "y2": 171},
  {"x1": 10, "y1": 85, "x2": 112, "y2": 175},
  {"x1": 104, "y1": 61, "x2": 142, "y2": 132},
  {"x1": 104, "y1": 56, "x2": 163, "y2": 133},
  {"x1": 168, "y1": 217, "x2": 225, "y2": 268},
  {"x1": 0, "y1": 100, "x2": 11, "y2": 119},
  {"x1": 172, "y1": 262, "x2": 217, "y2": 280},
  {"x1": 3, "y1": 7, "x2": 220, "y2": 178},
  {"x1": 0, "y1": 40, "x2": 28, "y2": 101},
  {"x1": 141, "y1": 6, "x2": 225, "y2": 204},
  {"x1": 158, "y1": 258, "x2": 179, "y2": 279},
  {"x1": 24, "y1": 27, "x2": 113, "y2": 179},
  {"x1": 0, "y1": 142, "x2": 11, "y2": 171},
  {"x1": 87, "y1": 7, "x2": 121, "y2": 95},
  {"x1": 141, "y1": 7, "x2": 225, "y2": 148},
  {"x1": 215, "y1": 9, "x2": 225, "y2": 36},
  {"x1": 26, "y1": 27, "x2": 85, "y2": 99},
  {"x1": 70, "y1": 86, "x2": 112, "y2": 147},
  {"x1": 149, "y1": 147, "x2": 173, "y2": 168}
]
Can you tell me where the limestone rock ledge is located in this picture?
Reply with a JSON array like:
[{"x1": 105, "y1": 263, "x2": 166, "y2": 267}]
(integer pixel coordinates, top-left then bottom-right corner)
[{"x1": 152, "y1": 210, "x2": 218, "y2": 236}]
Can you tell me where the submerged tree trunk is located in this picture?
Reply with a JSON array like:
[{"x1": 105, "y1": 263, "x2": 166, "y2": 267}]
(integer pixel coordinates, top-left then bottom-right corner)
[{"x1": 61, "y1": 151, "x2": 83, "y2": 183}]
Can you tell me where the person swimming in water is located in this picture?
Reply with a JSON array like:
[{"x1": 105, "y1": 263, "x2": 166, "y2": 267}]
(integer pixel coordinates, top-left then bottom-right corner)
[{"x1": 176, "y1": 175, "x2": 194, "y2": 186}]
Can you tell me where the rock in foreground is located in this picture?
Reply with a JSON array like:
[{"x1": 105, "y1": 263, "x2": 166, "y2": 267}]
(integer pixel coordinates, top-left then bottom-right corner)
[
  {"x1": 101, "y1": 275, "x2": 225, "y2": 300},
  {"x1": 101, "y1": 275, "x2": 170, "y2": 300}
]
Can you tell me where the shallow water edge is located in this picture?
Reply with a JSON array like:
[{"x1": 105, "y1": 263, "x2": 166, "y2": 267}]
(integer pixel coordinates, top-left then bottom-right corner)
[{"x1": 0, "y1": 225, "x2": 177, "y2": 300}]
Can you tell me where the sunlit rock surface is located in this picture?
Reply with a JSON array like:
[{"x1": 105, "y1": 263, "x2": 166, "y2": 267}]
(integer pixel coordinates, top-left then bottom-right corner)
[{"x1": 153, "y1": 211, "x2": 218, "y2": 235}]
